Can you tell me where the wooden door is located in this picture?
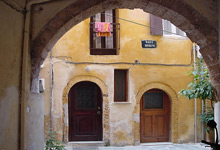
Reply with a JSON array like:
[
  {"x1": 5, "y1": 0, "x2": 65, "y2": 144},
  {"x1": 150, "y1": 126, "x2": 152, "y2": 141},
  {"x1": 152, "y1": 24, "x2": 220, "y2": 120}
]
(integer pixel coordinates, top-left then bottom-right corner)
[
  {"x1": 68, "y1": 81, "x2": 102, "y2": 141},
  {"x1": 140, "y1": 89, "x2": 170, "y2": 143}
]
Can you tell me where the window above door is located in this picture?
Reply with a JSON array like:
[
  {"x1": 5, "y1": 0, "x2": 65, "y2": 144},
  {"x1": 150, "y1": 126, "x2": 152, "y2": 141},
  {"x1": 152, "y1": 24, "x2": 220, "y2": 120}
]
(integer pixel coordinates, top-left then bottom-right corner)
[{"x1": 90, "y1": 9, "x2": 120, "y2": 55}]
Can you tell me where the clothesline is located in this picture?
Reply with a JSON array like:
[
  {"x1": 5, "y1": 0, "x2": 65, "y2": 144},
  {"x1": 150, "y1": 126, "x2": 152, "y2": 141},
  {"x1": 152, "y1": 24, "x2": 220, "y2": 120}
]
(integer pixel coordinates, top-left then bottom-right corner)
[{"x1": 100, "y1": 12, "x2": 188, "y2": 38}]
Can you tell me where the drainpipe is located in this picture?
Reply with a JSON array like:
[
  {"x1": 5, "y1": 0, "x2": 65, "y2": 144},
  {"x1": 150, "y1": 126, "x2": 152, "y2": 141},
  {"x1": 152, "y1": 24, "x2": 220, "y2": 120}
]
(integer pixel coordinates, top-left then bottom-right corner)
[
  {"x1": 20, "y1": 1, "x2": 56, "y2": 149},
  {"x1": 193, "y1": 43, "x2": 197, "y2": 143},
  {"x1": 200, "y1": 52, "x2": 205, "y2": 140},
  {"x1": 20, "y1": 3, "x2": 31, "y2": 150},
  {"x1": 195, "y1": 44, "x2": 205, "y2": 140},
  {"x1": 50, "y1": 50, "x2": 53, "y2": 131},
  {"x1": 202, "y1": 99, "x2": 205, "y2": 140}
]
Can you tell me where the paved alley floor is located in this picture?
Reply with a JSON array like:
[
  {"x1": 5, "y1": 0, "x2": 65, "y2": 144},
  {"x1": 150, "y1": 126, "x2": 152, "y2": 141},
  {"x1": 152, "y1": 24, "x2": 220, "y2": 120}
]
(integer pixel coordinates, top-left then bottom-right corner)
[{"x1": 67, "y1": 143, "x2": 211, "y2": 150}]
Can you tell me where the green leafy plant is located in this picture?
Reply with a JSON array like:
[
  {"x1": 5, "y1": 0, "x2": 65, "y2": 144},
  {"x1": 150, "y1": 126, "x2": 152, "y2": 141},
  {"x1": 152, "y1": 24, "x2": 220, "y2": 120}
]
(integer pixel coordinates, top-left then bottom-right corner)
[
  {"x1": 179, "y1": 58, "x2": 215, "y2": 127},
  {"x1": 198, "y1": 109, "x2": 214, "y2": 123},
  {"x1": 179, "y1": 58, "x2": 215, "y2": 103},
  {"x1": 104, "y1": 140, "x2": 110, "y2": 146},
  {"x1": 45, "y1": 130, "x2": 65, "y2": 150},
  {"x1": 198, "y1": 108, "x2": 214, "y2": 133}
]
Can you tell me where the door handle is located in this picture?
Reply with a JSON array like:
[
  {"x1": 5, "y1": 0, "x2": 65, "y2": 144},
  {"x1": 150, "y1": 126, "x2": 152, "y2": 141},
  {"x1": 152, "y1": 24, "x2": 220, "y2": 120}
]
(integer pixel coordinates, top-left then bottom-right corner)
[{"x1": 97, "y1": 111, "x2": 101, "y2": 115}]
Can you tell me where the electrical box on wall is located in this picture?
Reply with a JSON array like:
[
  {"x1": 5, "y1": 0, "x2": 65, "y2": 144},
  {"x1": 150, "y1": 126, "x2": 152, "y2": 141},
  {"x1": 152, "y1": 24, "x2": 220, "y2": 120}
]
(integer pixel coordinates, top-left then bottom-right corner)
[
  {"x1": 40, "y1": 64, "x2": 44, "y2": 68},
  {"x1": 39, "y1": 78, "x2": 45, "y2": 93}
]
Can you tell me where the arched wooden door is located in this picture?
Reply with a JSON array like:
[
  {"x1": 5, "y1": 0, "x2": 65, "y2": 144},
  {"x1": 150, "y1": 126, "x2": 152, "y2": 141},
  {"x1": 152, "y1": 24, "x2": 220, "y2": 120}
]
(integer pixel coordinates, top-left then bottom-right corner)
[
  {"x1": 68, "y1": 81, "x2": 102, "y2": 141},
  {"x1": 140, "y1": 89, "x2": 170, "y2": 143}
]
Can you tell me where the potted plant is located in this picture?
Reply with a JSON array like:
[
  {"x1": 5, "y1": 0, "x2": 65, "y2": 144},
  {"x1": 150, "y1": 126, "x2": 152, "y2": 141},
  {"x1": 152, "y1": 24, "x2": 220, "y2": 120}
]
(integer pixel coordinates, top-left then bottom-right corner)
[{"x1": 45, "y1": 129, "x2": 65, "y2": 150}]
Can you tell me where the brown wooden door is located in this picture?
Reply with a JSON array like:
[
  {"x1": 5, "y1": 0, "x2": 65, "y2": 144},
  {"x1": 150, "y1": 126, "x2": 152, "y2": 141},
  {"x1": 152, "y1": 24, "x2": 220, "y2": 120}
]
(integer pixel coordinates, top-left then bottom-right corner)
[
  {"x1": 68, "y1": 81, "x2": 102, "y2": 141},
  {"x1": 140, "y1": 89, "x2": 170, "y2": 143}
]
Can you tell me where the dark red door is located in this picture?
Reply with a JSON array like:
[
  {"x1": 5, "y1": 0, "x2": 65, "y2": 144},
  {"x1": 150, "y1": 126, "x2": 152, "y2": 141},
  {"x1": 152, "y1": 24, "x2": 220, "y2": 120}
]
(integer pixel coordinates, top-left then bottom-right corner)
[
  {"x1": 140, "y1": 89, "x2": 170, "y2": 143},
  {"x1": 68, "y1": 81, "x2": 102, "y2": 141}
]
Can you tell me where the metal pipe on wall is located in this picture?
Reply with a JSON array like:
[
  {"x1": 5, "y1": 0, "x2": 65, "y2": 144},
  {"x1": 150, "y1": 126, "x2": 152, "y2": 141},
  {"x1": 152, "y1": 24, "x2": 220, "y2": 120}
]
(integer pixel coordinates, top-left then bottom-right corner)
[
  {"x1": 193, "y1": 43, "x2": 197, "y2": 143},
  {"x1": 21, "y1": 1, "x2": 55, "y2": 149},
  {"x1": 20, "y1": 5, "x2": 31, "y2": 150},
  {"x1": 200, "y1": 49, "x2": 205, "y2": 140},
  {"x1": 194, "y1": 44, "x2": 205, "y2": 141},
  {"x1": 50, "y1": 50, "x2": 54, "y2": 131},
  {"x1": 202, "y1": 99, "x2": 205, "y2": 140}
]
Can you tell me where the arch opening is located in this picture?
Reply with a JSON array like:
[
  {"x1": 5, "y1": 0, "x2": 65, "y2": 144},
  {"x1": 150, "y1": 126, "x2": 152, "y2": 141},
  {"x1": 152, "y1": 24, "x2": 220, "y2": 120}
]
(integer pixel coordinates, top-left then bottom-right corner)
[
  {"x1": 31, "y1": 0, "x2": 218, "y2": 84},
  {"x1": 133, "y1": 83, "x2": 178, "y2": 144},
  {"x1": 36, "y1": 2, "x2": 218, "y2": 146},
  {"x1": 32, "y1": 0, "x2": 220, "y2": 100},
  {"x1": 60, "y1": 76, "x2": 109, "y2": 143}
]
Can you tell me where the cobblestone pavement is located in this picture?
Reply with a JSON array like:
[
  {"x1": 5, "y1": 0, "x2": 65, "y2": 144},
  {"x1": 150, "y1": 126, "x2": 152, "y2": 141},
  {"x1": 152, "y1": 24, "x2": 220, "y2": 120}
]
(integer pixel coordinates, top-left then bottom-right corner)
[{"x1": 68, "y1": 143, "x2": 211, "y2": 150}]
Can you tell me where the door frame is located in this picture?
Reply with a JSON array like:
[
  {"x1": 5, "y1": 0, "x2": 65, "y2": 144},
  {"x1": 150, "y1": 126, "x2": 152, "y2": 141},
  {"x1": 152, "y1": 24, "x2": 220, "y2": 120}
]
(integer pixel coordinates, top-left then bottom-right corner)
[
  {"x1": 62, "y1": 76, "x2": 109, "y2": 143},
  {"x1": 68, "y1": 81, "x2": 103, "y2": 141},
  {"x1": 140, "y1": 89, "x2": 170, "y2": 143},
  {"x1": 133, "y1": 83, "x2": 179, "y2": 144}
]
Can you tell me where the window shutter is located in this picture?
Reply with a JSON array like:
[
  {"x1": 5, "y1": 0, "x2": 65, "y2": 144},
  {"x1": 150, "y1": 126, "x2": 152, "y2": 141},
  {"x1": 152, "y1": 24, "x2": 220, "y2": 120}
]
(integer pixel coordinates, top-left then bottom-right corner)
[{"x1": 150, "y1": 14, "x2": 163, "y2": 35}]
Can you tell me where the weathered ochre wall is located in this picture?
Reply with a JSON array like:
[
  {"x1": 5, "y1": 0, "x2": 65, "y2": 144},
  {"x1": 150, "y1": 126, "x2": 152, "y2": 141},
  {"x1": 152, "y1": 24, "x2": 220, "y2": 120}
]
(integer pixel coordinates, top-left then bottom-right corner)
[
  {"x1": 0, "y1": 0, "x2": 218, "y2": 149},
  {"x1": 0, "y1": 1, "x2": 24, "y2": 150},
  {"x1": 40, "y1": 9, "x2": 202, "y2": 146}
]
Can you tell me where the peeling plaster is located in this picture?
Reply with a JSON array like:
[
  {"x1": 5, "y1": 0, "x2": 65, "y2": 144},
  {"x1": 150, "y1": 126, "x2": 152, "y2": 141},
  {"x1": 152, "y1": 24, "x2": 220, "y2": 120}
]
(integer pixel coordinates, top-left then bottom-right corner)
[
  {"x1": 133, "y1": 113, "x2": 139, "y2": 123},
  {"x1": 63, "y1": 103, "x2": 68, "y2": 126},
  {"x1": 24, "y1": 93, "x2": 44, "y2": 150},
  {"x1": 0, "y1": 86, "x2": 19, "y2": 150}
]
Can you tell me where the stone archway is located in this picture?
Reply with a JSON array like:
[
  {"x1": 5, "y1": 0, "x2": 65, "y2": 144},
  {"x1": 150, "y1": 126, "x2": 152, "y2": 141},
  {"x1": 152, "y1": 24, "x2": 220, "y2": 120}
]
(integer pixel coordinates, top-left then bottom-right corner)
[
  {"x1": 62, "y1": 75, "x2": 109, "y2": 143},
  {"x1": 30, "y1": 0, "x2": 220, "y2": 100},
  {"x1": 133, "y1": 82, "x2": 178, "y2": 145}
]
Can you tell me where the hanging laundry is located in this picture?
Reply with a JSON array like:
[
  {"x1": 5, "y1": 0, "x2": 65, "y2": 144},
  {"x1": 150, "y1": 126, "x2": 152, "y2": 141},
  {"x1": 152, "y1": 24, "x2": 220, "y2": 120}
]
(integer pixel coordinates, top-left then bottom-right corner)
[{"x1": 95, "y1": 22, "x2": 111, "y2": 37}]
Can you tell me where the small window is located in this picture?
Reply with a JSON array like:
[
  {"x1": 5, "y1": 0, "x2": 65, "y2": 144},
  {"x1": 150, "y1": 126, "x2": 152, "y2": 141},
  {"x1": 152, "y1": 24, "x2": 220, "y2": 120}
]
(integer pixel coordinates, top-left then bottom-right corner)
[
  {"x1": 144, "y1": 92, "x2": 163, "y2": 109},
  {"x1": 76, "y1": 86, "x2": 96, "y2": 109},
  {"x1": 90, "y1": 10, "x2": 120, "y2": 55},
  {"x1": 114, "y1": 69, "x2": 128, "y2": 102},
  {"x1": 162, "y1": 19, "x2": 186, "y2": 36}
]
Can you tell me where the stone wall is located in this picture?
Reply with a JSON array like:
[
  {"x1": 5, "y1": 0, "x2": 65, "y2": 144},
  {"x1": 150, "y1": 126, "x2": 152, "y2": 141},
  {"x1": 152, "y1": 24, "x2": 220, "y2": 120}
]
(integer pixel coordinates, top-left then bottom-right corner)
[{"x1": 0, "y1": 1, "x2": 24, "y2": 149}]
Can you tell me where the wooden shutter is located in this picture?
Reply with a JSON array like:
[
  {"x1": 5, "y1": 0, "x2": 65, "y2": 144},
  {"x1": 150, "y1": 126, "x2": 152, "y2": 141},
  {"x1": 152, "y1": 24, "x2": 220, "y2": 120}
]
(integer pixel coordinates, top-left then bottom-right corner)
[{"x1": 150, "y1": 14, "x2": 163, "y2": 35}]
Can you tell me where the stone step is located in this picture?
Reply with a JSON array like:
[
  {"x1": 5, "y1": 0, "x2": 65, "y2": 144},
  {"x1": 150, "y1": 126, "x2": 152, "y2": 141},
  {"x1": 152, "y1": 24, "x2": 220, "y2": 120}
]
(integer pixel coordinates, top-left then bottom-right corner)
[
  {"x1": 65, "y1": 146, "x2": 99, "y2": 150},
  {"x1": 65, "y1": 141, "x2": 104, "y2": 150}
]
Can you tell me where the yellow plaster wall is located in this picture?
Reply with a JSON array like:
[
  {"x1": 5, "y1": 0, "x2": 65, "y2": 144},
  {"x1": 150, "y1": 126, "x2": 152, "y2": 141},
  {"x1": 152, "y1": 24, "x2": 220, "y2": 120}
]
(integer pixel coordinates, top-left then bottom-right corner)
[
  {"x1": 52, "y1": 9, "x2": 192, "y2": 65},
  {"x1": 40, "y1": 9, "x2": 202, "y2": 145},
  {"x1": 0, "y1": 1, "x2": 24, "y2": 150}
]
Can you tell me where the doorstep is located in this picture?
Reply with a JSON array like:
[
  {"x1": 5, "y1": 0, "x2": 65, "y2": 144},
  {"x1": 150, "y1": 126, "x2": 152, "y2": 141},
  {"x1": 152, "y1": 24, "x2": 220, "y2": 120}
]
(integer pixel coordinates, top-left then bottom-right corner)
[
  {"x1": 140, "y1": 142, "x2": 173, "y2": 146},
  {"x1": 66, "y1": 141, "x2": 104, "y2": 148}
]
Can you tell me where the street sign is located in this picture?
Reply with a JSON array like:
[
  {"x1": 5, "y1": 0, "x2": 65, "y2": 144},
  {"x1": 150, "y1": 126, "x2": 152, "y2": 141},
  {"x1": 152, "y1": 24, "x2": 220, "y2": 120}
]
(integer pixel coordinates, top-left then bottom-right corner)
[{"x1": 142, "y1": 40, "x2": 157, "y2": 48}]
